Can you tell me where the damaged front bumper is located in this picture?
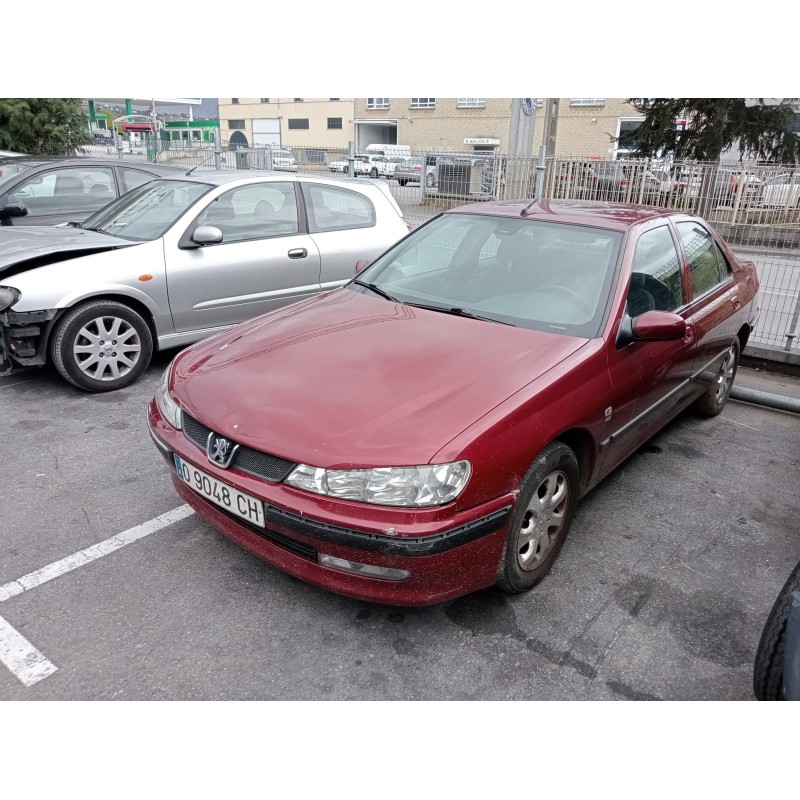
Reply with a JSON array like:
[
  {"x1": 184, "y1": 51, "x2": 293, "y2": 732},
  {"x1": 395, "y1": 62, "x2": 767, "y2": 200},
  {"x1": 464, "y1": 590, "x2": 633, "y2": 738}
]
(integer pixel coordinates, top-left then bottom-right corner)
[{"x1": 0, "y1": 308, "x2": 58, "y2": 375}]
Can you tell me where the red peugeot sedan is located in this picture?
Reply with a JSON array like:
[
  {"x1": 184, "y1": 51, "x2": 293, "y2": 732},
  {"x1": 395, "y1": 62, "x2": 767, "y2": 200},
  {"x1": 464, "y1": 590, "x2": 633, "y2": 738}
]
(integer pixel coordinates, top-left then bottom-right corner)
[{"x1": 148, "y1": 201, "x2": 760, "y2": 606}]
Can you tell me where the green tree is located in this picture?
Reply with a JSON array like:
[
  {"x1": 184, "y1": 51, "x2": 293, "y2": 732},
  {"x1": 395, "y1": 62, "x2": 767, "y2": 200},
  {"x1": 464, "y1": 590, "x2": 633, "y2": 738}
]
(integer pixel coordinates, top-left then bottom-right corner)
[
  {"x1": 0, "y1": 98, "x2": 90, "y2": 155},
  {"x1": 621, "y1": 98, "x2": 800, "y2": 163}
]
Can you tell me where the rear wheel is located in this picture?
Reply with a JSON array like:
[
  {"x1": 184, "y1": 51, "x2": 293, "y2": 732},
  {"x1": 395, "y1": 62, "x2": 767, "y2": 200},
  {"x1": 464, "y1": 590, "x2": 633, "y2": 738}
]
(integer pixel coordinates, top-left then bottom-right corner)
[
  {"x1": 397, "y1": 179, "x2": 408, "y2": 187},
  {"x1": 496, "y1": 442, "x2": 579, "y2": 593},
  {"x1": 370, "y1": 167, "x2": 379, "y2": 178},
  {"x1": 754, "y1": 559, "x2": 800, "y2": 700},
  {"x1": 692, "y1": 338, "x2": 739, "y2": 417},
  {"x1": 425, "y1": 172, "x2": 436, "y2": 188},
  {"x1": 342, "y1": 165, "x2": 349, "y2": 175},
  {"x1": 50, "y1": 300, "x2": 153, "y2": 392}
]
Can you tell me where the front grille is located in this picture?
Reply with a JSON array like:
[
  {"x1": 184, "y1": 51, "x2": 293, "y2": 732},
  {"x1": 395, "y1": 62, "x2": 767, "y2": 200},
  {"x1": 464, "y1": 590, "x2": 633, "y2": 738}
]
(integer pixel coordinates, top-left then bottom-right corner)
[{"x1": 182, "y1": 413, "x2": 297, "y2": 483}]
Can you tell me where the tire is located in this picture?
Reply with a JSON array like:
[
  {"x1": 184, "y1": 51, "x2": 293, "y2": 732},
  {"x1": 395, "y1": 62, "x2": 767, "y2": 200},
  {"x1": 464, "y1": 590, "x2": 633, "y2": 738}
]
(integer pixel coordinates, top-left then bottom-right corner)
[
  {"x1": 425, "y1": 172, "x2": 436, "y2": 188},
  {"x1": 692, "y1": 337, "x2": 740, "y2": 418},
  {"x1": 496, "y1": 441, "x2": 580, "y2": 594},
  {"x1": 397, "y1": 179, "x2": 408, "y2": 187},
  {"x1": 370, "y1": 167, "x2": 379, "y2": 178},
  {"x1": 50, "y1": 300, "x2": 153, "y2": 392},
  {"x1": 753, "y1": 559, "x2": 800, "y2": 700},
  {"x1": 342, "y1": 165, "x2": 349, "y2": 175}
]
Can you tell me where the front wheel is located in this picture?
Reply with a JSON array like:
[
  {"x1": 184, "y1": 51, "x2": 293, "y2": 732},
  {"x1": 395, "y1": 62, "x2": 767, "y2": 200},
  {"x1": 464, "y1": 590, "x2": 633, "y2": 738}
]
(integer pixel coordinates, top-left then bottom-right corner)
[
  {"x1": 397, "y1": 179, "x2": 408, "y2": 187},
  {"x1": 496, "y1": 442, "x2": 579, "y2": 593},
  {"x1": 50, "y1": 300, "x2": 153, "y2": 392},
  {"x1": 425, "y1": 172, "x2": 436, "y2": 188},
  {"x1": 370, "y1": 167, "x2": 379, "y2": 178},
  {"x1": 692, "y1": 338, "x2": 739, "y2": 417}
]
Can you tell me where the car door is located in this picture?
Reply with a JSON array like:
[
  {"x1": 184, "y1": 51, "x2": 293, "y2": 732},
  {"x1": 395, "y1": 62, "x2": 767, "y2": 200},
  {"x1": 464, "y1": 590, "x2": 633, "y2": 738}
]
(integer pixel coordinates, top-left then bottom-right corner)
[
  {"x1": 165, "y1": 181, "x2": 322, "y2": 333},
  {"x1": 4, "y1": 166, "x2": 118, "y2": 225},
  {"x1": 300, "y1": 181, "x2": 400, "y2": 290},
  {"x1": 601, "y1": 223, "x2": 695, "y2": 468},
  {"x1": 675, "y1": 220, "x2": 741, "y2": 384}
]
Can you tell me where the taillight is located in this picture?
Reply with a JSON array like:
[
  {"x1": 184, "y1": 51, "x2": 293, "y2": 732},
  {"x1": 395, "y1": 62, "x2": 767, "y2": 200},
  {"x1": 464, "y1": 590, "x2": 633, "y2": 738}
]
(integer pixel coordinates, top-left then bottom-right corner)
[
  {"x1": 413, "y1": 166, "x2": 421, "y2": 172},
  {"x1": 618, "y1": 179, "x2": 627, "y2": 185}
]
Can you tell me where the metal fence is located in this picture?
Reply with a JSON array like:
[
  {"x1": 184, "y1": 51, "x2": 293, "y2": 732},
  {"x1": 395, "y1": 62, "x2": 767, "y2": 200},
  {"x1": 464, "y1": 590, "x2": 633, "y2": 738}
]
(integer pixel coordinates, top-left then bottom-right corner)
[{"x1": 88, "y1": 139, "x2": 800, "y2": 358}]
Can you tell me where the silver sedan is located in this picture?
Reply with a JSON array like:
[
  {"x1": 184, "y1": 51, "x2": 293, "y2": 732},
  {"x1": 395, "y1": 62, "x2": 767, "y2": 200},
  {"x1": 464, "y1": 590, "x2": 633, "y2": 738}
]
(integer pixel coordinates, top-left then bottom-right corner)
[{"x1": 0, "y1": 171, "x2": 410, "y2": 391}]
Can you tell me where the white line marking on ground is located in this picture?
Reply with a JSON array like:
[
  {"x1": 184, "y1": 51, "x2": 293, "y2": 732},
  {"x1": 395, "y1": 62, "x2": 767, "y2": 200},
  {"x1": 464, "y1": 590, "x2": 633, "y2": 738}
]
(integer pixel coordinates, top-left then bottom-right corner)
[
  {"x1": 0, "y1": 505, "x2": 195, "y2": 603},
  {"x1": 0, "y1": 613, "x2": 58, "y2": 686},
  {"x1": 0, "y1": 504, "x2": 195, "y2": 687},
  {"x1": 0, "y1": 378, "x2": 37, "y2": 390}
]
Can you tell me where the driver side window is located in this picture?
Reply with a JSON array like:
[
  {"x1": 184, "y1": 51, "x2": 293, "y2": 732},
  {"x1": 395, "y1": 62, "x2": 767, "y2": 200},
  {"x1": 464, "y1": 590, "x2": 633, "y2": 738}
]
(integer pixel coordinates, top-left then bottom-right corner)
[{"x1": 627, "y1": 226, "x2": 685, "y2": 317}]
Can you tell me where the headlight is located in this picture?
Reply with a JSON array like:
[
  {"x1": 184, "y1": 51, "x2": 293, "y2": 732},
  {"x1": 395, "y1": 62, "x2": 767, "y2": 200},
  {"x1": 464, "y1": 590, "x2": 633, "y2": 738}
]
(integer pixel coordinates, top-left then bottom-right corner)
[
  {"x1": 0, "y1": 286, "x2": 20, "y2": 313},
  {"x1": 155, "y1": 364, "x2": 182, "y2": 429},
  {"x1": 285, "y1": 461, "x2": 471, "y2": 507}
]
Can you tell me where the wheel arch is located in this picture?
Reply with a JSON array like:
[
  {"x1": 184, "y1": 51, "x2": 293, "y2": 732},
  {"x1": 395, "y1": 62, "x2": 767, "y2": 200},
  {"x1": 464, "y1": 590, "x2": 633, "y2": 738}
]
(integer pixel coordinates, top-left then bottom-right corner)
[
  {"x1": 737, "y1": 323, "x2": 752, "y2": 351},
  {"x1": 552, "y1": 427, "x2": 596, "y2": 493}
]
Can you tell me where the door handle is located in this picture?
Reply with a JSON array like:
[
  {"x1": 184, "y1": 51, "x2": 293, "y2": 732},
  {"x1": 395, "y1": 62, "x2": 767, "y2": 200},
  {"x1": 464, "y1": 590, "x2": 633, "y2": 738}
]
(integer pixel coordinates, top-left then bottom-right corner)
[
  {"x1": 730, "y1": 295, "x2": 742, "y2": 310},
  {"x1": 288, "y1": 248, "x2": 307, "y2": 259}
]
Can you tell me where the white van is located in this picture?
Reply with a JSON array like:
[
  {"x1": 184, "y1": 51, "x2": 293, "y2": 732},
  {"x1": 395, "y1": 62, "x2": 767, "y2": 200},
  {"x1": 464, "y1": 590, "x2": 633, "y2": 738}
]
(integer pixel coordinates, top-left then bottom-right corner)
[{"x1": 364, "y1": 143, "x2": 412, "y2": 160}]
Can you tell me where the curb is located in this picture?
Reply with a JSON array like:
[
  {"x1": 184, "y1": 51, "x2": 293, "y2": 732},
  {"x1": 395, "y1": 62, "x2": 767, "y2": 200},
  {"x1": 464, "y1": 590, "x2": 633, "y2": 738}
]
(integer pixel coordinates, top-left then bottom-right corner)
[{"x1": 730, "y1": 386, "x2": 800, "y2": 414}]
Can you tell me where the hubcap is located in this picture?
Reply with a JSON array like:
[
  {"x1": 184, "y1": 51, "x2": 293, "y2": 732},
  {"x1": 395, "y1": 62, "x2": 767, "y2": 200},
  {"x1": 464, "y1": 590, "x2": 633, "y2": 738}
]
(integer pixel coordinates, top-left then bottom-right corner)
[
  {"x1": 516, "y1": 469, "x2": 569, "y2": 571},
  {"x1": 714, "y1": 345, "x2": 737, "y2": 405},
  {"x1": 72, "y1": 315, "x2": 141, "y2": 381}
]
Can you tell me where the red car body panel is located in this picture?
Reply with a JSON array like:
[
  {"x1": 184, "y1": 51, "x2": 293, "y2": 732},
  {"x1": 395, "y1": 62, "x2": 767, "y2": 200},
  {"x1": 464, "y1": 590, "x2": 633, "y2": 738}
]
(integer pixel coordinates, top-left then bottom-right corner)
[{"x1": 149, "y1": 201, "x2": 760, "y2": 606}]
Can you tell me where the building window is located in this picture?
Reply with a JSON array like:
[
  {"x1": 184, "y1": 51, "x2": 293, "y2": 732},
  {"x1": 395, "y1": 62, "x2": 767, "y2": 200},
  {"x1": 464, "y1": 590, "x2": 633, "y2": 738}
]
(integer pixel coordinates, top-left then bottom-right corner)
[
  {"x1": 231, "y1": 98, "x2": 239, "y2": 104},
  {"x1": 228, "y1": 119, "x2": 245, "y2": 130},
  {"x1": 260, "y1": 98, "x2": 270, "y2": 103},
  {"x1": 288, "y1": 118, "x2": 309, "y2": 130},
  {"x1": 294, "y1": 98, "x2": 304, "y2": 102},
  {"x1": 457, "y1": 98, "x2": 485, "y2": 108},
  {"x1": 570, "y1": 98, "x2": 606, "y2": 106},
  {"x1": 410, "y1": 98, "x2": 436, "y2": 108},
  {"x1": 367, "y1": 98, "x2": 389, "y2": 109},
  {"x1": 327, "y1": 117, "x2": 343, "y2": 130}
]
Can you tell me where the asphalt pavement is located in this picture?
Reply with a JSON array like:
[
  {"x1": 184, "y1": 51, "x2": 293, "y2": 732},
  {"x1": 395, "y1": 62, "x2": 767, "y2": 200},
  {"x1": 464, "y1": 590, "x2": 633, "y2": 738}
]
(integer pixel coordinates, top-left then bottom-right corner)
[{"x1": 0, "y1": 354, "x2": 797, "y2": 700}]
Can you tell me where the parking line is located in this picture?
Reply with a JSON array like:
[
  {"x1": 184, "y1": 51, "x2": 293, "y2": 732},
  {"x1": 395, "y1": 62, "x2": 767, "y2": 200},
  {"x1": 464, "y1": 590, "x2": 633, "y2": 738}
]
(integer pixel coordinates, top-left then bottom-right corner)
[
  {"x1": 0, "y1": 505, "x2": 194, "y2": 687},
  {"x1": 0, "y1": 505, "x2": 195, "y2": 603},
  {"x1": 0, "y1": 613, "x2": 58, "y2": 687}
]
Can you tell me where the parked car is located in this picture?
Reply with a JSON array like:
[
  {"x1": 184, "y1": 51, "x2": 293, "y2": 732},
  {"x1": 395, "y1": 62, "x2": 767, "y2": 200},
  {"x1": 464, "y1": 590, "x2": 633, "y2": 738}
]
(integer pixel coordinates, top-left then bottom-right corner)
[
  {"x1": 753, "y1": 558, "x2": 800, "y2": 700},
  {"x1": 591, "y1": 162, "x2": 662, "y2": 202},
  {"x1": 268, "y1": 148, "x2": 298, "y2": 172},
  {"x1": 0, "y1": 157, "x2": 182, "y2": 227},
  {"x1": 714, "y1": 168, "x2": 763, "y2": 205},
  {"x1": 394, "y1": 157, "x2": 425, "y2": 186},
  {"x1": 759, "y1": 172, "x2": 800, "y2": 208},
  {"x1": 0, "y1": 171, "x2": 410, "y2": 391},
  {"x1": 148, "y1": 201, "x2": 759, "y2": 606},
  {"x1": 328, "y1": 154, "x2": 392, "y2": 178}
]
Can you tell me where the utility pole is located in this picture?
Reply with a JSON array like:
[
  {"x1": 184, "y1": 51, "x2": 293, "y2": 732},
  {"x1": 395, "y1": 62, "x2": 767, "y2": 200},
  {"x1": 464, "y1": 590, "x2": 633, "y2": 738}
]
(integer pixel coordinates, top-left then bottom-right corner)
[{"x1": 542, "y1": 98, "x2": 560, "y2": 158}]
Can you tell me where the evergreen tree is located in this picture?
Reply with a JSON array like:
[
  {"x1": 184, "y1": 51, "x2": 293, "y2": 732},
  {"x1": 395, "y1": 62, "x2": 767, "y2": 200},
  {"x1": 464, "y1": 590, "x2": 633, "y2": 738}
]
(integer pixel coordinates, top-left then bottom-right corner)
[{"x1": 0, "y1": 98, "x2": 90, "y2": 155}]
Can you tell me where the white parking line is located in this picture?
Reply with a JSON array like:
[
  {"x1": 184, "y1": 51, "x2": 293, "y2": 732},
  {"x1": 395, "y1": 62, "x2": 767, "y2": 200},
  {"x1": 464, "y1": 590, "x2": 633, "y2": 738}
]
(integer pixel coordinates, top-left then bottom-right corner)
[
  {"x1": 0, "y1": 614, "x2": 58, "y2": 687},
  {"x1": 0, "y1": 504, "x2": 194, "y2": 687}
]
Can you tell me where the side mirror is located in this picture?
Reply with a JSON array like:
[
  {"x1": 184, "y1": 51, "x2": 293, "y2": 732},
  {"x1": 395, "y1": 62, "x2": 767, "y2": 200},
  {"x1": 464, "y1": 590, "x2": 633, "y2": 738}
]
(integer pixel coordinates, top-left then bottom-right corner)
[
  {"x1": 617, "y1": 310, "x2": 686, "y2": 347},
  {"x1": 191, "y1": 225, "x2": 223, "y2": 246},
  {"x1": 354, "y1": 258, "x2": 370, "y2": 275},
  {"x1": 0, "y1": 202, "x2": 29, "y2": 224}
]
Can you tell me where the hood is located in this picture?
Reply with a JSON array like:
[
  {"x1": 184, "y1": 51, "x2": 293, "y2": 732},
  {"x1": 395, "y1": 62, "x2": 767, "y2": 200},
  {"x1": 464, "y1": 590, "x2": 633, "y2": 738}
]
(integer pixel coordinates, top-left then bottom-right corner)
[
  {"x1": 173, "y1": 289, "x2": 588, "y2": 469},
  {"x1": 0, "y1": 226, "x2": 135, "y2": 276}
]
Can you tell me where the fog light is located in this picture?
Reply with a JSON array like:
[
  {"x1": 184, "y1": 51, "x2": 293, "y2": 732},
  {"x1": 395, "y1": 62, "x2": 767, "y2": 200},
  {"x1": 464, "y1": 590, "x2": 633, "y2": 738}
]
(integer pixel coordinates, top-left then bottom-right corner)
[{"x1": 318, "y1": 553, "x2": 410, "y2": 581}]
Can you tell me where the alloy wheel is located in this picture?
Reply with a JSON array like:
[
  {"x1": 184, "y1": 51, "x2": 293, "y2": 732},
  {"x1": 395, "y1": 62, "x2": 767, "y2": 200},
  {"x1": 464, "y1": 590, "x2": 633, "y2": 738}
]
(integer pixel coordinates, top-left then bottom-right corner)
[{"x1": 72, "y1": 315, "x2": 142, "y2": 382}]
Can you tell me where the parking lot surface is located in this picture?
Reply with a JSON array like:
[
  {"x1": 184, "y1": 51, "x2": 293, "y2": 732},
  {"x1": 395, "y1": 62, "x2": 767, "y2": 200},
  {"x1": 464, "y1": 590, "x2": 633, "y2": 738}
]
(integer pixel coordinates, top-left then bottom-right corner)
[{"x1": 0, "y1": 354, "x2": 798, "y2": 700}]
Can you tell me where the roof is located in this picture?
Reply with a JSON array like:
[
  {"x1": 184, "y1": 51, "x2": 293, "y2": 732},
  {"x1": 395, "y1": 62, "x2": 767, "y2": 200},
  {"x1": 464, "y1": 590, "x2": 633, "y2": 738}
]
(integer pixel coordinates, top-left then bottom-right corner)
[
  {"x1": 447, "y1": 200, "x2": 682, "y2": 229},
  {"x1": 0, "y1": 156, "x2": 181, "y2": 172}
]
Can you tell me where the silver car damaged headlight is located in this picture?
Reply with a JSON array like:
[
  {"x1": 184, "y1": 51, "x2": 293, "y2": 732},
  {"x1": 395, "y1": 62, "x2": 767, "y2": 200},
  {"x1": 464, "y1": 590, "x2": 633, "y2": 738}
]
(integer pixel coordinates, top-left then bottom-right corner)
[
  {"x1": 285, "y1": 461, "x2": 472, "y2": 507},
  {"x1": 0, "y1": 286, "x2": 20, "y2": 313},
  {"x1": 155, "y1": 363, "x2": 183, "y2": 430}
]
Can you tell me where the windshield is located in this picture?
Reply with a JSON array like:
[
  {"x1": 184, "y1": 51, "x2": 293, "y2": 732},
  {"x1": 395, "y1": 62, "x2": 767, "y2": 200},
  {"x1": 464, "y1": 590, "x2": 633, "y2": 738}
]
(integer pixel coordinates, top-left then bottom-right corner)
[
  {"x1": 81, "y1": 179, "x2": 213, "y2": 241},
  {"x1": 0, "y1": 161, "x2": 33, "y2": 188},
  {"x1": 353, "y1": 213, "x2": 623, "y2": 338}
]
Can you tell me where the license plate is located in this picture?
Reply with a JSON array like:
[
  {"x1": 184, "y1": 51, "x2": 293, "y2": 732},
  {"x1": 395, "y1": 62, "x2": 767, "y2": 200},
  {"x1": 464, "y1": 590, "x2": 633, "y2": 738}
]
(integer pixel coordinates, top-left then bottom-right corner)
[{"x1": 174, "y1": 454, "x2": 265, "y2": 528}]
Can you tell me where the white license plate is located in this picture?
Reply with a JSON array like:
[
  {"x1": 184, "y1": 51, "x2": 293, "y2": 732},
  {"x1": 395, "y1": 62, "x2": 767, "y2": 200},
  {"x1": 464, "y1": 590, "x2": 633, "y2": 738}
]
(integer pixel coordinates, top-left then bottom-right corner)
[{"x1": 174, "y1": 455, "x2": 265, "y2": 528}]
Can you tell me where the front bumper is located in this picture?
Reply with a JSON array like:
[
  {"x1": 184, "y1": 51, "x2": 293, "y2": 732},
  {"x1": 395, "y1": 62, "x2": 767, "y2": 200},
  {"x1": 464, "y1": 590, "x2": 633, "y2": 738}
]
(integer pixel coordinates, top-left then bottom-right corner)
[{"x1": 148, "y1": 400, "x2": 513, "y2": 606}]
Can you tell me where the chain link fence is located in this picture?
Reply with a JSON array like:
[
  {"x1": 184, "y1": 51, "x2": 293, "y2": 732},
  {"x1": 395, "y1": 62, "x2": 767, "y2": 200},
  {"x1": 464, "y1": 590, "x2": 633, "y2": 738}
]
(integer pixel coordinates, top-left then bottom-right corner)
[{"x1": 91, "y1": 139, "x2": 800, "y2": 359}]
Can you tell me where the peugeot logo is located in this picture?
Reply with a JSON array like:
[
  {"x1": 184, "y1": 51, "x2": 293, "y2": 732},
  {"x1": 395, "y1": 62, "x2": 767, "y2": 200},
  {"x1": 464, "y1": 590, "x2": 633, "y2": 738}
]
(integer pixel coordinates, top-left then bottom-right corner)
[{"x1": 206, "y1": 431, "x2": 239, "y2": 469}]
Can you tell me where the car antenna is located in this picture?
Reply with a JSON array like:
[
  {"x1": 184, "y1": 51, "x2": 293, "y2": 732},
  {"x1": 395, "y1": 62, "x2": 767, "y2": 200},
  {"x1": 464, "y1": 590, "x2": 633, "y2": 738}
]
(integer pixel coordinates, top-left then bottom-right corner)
[{"x1": 186, "y1": 151, "x2": 219, "y2": 176}]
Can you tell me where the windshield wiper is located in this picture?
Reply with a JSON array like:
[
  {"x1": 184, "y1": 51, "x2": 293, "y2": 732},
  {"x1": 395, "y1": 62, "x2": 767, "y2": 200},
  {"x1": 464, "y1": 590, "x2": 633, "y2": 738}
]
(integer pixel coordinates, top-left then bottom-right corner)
[
  {"x1": 405, "y1": 303, "x2": 515, "y2": 326},
  {"x1": 353, "y1": 279, "x2": 398, "y2": 303}
]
